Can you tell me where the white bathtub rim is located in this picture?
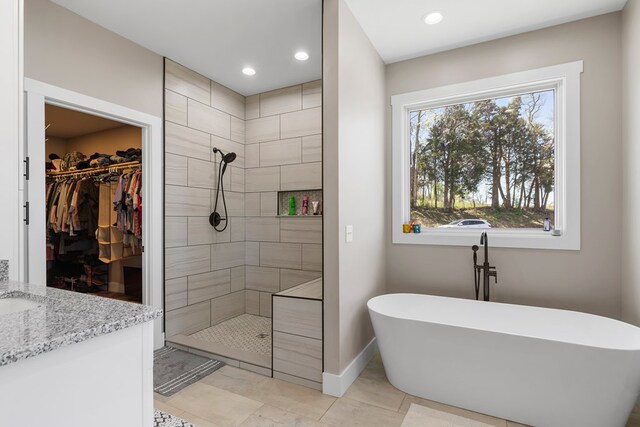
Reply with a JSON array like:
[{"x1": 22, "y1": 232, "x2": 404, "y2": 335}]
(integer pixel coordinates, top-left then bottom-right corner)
[{"x1": 368, "y1": 293, "x2": 640, "y2": 352}]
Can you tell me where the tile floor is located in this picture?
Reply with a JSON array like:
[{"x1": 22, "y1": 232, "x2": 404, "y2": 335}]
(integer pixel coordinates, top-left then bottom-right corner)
[
  {"x1": 190, "y1": 314, "x2": 272, "y2": 356},
  {"x1": 155, "y1": 353, "x2": 640, "y2": 427}
]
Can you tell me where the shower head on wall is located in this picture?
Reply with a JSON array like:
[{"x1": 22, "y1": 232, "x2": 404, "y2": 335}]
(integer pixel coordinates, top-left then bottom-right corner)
[
  {"x1": 213, "y1": 147, "x2": 236, "y2": 164},
  {"x1": 223, "y1": 151, "x2": 236, "y2": 164},
  {"x1": 210, "y1": 147, "x2": 237, "y2": 232},
  {"x1": 213, "y1": 147, "x2": 236, "y2": 177}
]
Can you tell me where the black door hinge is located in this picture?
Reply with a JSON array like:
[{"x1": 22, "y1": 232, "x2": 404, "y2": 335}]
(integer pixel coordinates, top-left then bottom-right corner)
[
  {"x1": 23, "y1": 157, "x2": 29, "y2": 180},
  {"x1": 24, "y1": 202, "x2": 29, "y2": 225}
]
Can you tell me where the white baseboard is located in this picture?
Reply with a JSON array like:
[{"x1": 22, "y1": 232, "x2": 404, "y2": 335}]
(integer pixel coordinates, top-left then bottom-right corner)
[{"x1": 322, "y1": 337, "x2": 377, "y2": 397}]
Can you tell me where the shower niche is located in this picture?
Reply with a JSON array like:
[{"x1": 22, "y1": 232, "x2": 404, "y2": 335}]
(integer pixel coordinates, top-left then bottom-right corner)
[{"x1": 277, "y1": 189, "x2": 323, "y2": 217}]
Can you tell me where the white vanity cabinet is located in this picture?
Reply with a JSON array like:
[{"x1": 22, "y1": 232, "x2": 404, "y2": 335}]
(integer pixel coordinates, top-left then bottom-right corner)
[{"x1": 0, "y1": 281, "x2": 161, "y2": 427}]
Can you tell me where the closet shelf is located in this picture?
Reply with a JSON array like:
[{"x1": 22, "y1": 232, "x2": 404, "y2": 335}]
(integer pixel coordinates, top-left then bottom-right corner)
[{"x1": 47, "y1": 160, "x2": 141, "y2": 178}]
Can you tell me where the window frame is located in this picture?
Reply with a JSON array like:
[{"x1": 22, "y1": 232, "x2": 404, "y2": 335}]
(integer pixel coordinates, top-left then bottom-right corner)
[{"x1": 391, "y1": 61, "x2": 583, "y2": 250}]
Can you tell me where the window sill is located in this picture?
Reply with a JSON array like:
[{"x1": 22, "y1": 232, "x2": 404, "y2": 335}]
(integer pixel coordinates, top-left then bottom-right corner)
[{"x1": 392, "y1": 228, "x2": 579, "y2": 250}]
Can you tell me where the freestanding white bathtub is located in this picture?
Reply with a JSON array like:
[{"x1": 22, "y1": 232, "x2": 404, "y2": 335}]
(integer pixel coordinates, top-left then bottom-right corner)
[{"x1": 368, "y1": 293, "x2": 640, "y2": 427}]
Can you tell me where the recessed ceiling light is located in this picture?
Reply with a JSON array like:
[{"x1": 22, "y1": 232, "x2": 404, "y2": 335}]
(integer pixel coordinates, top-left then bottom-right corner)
[
  {"x1": 242, "y1": 67, "x2": 256, "y2": 76},
  {"x1": 424, "y1": 11, "x2": 443, "y2": 25},
  {"x1": 295, "y1": 51, "x2": 309, "y2": 61}
]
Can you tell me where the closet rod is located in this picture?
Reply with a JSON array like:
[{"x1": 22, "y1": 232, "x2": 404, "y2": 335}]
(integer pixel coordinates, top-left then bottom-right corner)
[{"x1": 46, "y1": 160, "x2": 141, "y2": 178}]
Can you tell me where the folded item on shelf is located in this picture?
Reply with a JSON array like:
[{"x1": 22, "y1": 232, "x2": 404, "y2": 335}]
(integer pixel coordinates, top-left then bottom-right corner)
[
  {"x1": 76, "y1": 160, "x2": 91, "y2": 170},
  {"x1": 90, "y1": 157, "x2": 111, "y2": 167},
  {"x1": 60, "y1": 151, "x2": 86, "y2": 171},
  {"x1": 110, "y1": 155, "x2": 127, "y2": 164}
]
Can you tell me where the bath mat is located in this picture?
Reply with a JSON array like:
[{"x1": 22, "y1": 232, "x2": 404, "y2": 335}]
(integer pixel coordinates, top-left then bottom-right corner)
[
  {"x1": 154, "y1": 346, "x2": 224, "y2": 397},
  {"x1": 400, "y1": 403, "x2": 503, "y2": 427},
  {"x1": 154, "y1": 409, "x2": 196, "y2": 427}
]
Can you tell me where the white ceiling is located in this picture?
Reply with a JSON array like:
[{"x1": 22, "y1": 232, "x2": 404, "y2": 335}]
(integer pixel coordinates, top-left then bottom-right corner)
[
  {"x1": 343, "y1": 0, "x2": 628, "y2": 64},
  {"x1": 50, "y1": 0, "x2": 322, "y2": 96}
]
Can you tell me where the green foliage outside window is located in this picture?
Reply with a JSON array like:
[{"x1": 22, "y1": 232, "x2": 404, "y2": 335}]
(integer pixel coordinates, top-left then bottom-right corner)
[{"x1": 409, "y1": 90, "x2": 555, "y2": 228}]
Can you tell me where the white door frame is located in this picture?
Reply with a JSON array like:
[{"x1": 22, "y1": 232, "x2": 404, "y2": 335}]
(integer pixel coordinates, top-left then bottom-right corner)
[{"x1": 23, "y1": 78, "x2": 164, "y2": 349}]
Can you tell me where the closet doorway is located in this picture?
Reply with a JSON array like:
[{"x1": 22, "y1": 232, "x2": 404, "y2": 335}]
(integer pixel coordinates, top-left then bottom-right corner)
[
  {"x1": 23, "y1": 79, "x2": 164, "y2": 348},
  {"x1": 45, "y1": 105, "x2": 144, "y2": 303}
]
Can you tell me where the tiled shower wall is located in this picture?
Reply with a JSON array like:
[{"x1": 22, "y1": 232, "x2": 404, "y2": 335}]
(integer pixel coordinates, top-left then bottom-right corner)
[
  {"x1": 164, "y1": 58, "x2": 322, "y2": 337},
  {"x1": 164, "y1": 59, "x2": 246, "y2": 337},
  {"x1": 244, "y1": 82, "x2": 323, "y2": 317}
]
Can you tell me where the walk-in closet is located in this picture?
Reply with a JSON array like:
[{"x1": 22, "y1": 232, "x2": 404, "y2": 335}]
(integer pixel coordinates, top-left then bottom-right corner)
[{"x1": 44, "y1": 104, "x2": 144, "y2": 303}]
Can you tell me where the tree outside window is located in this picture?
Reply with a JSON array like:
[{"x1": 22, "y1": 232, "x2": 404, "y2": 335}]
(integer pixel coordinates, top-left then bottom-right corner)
[{"x1": 409, "y1": 90, "x2": 555, "y2": 229}]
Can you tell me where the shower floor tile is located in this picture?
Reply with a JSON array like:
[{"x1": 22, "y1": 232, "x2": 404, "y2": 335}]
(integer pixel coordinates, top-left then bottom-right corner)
[{"x1": 189, "y1": 314, "x2": 272, "y2": 356}]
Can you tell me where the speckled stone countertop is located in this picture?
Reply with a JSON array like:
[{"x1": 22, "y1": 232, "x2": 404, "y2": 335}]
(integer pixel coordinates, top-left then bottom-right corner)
[
  {"x1": 0, "y1": 280, "x2": 162, "y2": 367},
  {"x1": 0, "y1": 260, "x2": 8, "y2": 282}
]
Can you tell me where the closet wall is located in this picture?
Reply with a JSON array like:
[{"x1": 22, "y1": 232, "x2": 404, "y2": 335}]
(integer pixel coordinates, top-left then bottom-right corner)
[
  {"x1": 46, "y1": 126, "x2": 141, "y2": 159},
  {"x1": 163, "y1": 59, "x2": 323, "y2": 337}
]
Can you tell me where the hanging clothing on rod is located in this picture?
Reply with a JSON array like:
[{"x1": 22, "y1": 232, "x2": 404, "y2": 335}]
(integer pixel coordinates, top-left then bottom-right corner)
[
  {"x1": 113, "y1": 169, "x2": 143, "y2": 246},
  {"x1": 47, "y1": 164, "x2": 141, "y2": 253},
  {"x1": 46, "y1": 161, "x2": 142, "y2": 295},
  {"x1": 95, "y1": 167, "x2": 143, "y2": 264},
  {"x1": 46, "y1": 161, "x2": 141, "y2": 244}
]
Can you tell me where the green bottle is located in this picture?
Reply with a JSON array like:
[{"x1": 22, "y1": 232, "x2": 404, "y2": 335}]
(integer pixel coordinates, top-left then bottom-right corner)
[{"x1": 288, "y1": 196, "x2": 296, "y2": 215}]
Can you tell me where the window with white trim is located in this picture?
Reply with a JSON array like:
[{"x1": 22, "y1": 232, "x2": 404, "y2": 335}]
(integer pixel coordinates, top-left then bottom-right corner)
[{"x1": 391, "y1": 61, "x2": 583, "y2": 250}]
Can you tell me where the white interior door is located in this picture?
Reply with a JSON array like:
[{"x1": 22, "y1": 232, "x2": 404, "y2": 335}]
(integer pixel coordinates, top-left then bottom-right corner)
[
  {"x1": 25, "y1": 90, "x2": 46, "y2": 285},
  {"x1": 23, "y1": 78, "x2": 164, "y2": 349}
]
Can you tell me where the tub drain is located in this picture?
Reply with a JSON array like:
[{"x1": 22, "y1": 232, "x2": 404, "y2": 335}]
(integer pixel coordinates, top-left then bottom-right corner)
[{"x1": 256, "y1": 333, "x2": 269, "y2": 339}]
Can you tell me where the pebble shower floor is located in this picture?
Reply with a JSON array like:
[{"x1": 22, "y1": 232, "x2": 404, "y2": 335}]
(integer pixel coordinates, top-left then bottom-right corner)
[{"x1": 189, "y1": 314, "x2": 272, "y2": 356}]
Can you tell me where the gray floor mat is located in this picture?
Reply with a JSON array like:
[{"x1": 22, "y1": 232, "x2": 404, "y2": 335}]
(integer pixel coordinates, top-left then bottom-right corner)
[{"x1": 154, "y1": 346, "x2": 224, "y2": 397}]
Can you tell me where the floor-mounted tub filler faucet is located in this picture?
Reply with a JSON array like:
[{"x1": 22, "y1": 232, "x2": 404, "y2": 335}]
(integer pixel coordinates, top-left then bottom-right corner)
[{"x1": 472, "y1": 232, "x2": 498, "y2": 301}]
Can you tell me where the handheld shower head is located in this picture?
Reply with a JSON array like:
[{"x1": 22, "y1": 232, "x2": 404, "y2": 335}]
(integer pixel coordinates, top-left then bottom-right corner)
[
  {"x1": 210, "y1": 147, "x2": 238, "y2": 232},
  {"x1": 213, "y1": 147, "x2": 237, "y2": 166},
  {"x1": 223, "y1": 152, "x2": 236, "y2": 164}
]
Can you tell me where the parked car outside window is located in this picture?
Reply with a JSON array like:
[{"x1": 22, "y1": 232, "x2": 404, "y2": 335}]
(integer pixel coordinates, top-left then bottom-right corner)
[{"x1": 439, "y1": 219, "x2": 491, "y2": 229}]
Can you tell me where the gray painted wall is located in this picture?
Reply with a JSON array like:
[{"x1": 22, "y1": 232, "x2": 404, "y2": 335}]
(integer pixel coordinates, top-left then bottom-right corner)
[
  {"x1": 622, "y1": 1, "x2": 640, "y2": 326},
  {"x1": 385, "y1": 13, "x2": 623, "y2": 320},
  {"x1": 323, "y1": 0, "x2": 387, "y2": 375},
  {"x1": 24, "y1": 0, "x2": 163, "y2": 117}
]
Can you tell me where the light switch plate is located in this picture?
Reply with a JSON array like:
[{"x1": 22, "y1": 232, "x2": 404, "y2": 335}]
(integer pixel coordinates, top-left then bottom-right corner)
[{"x1": 345, "y1": 225, "x2": 353, "y2": 243}]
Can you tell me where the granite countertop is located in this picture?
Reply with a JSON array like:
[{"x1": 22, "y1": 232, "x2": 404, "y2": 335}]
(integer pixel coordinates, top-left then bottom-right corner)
[{"x1": 0, "y1": 280, "x2": 162, "y2": 367}]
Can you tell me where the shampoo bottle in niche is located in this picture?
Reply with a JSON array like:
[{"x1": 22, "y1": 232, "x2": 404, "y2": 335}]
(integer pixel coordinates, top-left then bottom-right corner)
[
  {"x1": 302, "y1": 195, "x2": 309, "y2": 215},
  {"x1": 288, "y1": 196, "x2": 296, "y2": 216}
]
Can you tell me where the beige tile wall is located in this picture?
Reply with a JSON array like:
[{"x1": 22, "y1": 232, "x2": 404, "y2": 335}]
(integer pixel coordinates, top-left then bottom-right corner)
[
  {"x1": 243, "y1": 82, "x2": 322, "y2": 318},
  {"x1": 164, "y1": 59, "x2": 246, "y2": 336},
  {"x1": 164, "y1": 58, "x2": 322, "y2": 336}
]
